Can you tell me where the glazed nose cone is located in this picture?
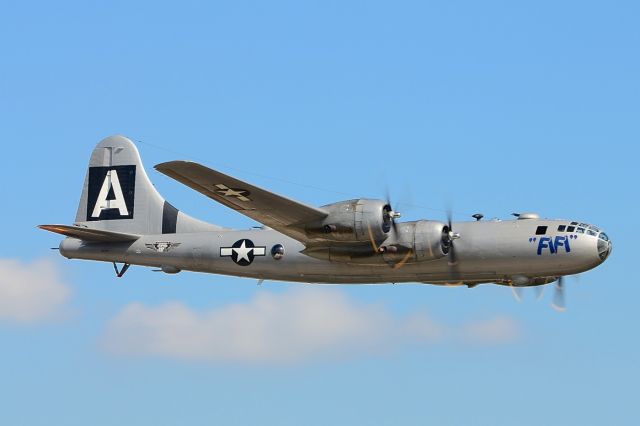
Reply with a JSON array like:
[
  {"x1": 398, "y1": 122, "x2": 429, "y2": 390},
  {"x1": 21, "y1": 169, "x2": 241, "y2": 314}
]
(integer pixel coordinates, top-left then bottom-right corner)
[{"x1": 597, "y1": 235, "x2": 612, "y2": 262}]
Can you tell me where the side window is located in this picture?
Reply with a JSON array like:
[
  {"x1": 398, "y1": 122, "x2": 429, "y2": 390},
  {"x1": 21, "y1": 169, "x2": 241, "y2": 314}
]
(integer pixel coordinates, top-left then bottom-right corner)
[
  {"x1": 558, "y1": 225, "x2": 566, "y2": 232},
  {"x1": 536, "y1": 226, "x2": 548, "y2": 235}
]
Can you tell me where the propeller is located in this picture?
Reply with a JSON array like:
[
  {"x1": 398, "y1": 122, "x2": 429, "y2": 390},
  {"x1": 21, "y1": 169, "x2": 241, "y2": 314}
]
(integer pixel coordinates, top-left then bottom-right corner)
[
  {"x1": 509, "y1": 282, "x2": 524, "y2": 302},
  {"x1": 367, "y1": 192, "x2": 411, "y2": 270},
  {"x1": 534, "y1": 285, "x2": 545, "y2": 301},
  {"x1": 367, "y1": 223, "x2": 413, "y2": 269},
  {"x1": 444, "y1": 209, "x2": 462, "y2": 281},
  {"x1": 551, "y1": 276, "x2": 567, "y2": 312},
  {"x1": 507, "y1": 276, "x2": 570, "y2": 311},
  {"x1": 384, "y1": 189, "x2": 401, "y2": 235}
]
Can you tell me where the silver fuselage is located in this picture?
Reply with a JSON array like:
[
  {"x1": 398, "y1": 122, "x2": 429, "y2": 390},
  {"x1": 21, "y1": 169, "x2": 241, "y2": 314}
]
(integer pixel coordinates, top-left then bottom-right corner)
[{"x1": 59, "y1": 218, "x2": 612, "y2": 286}]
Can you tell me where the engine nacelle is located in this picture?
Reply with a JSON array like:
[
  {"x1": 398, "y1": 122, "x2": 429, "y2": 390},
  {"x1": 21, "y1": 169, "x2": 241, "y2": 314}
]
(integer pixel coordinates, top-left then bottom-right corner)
[
  {"x1": 307, "y1": 199, "x2": 393, "y2": 244},
  {"x1": 410, "y1": 220, "x2": 449, "y2": 261},
  {"x1": 303, "y1": 219, "x2": 450, "y2": 264},
  {"x1": 383, "y1": 220, "x2": 449, "y2": 262}
]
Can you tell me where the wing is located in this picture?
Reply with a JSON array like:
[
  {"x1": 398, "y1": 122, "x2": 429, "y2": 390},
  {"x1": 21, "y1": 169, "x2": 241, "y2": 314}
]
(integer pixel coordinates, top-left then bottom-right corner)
[{"x1": 154, "y1": 161, "x2": 328, "y2": 243}]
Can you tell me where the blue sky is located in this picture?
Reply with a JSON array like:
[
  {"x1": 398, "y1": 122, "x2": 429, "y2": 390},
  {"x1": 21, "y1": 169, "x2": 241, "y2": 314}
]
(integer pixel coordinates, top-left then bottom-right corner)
[{"x1": 1, "y1": 1, "x2": 638, "y2": 425}]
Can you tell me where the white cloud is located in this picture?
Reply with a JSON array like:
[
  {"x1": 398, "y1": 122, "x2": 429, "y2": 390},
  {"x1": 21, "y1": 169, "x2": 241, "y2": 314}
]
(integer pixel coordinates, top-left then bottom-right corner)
[
  {"x1": 0, "y1": 259, "x2": 71, "y2": 323},
  {"x1": 102, "y1": 288, "x2": 520, "y2": 364}
]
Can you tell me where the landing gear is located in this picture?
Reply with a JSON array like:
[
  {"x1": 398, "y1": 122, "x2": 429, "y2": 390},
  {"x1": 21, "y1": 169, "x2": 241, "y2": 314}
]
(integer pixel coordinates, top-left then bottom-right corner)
[{"x1": 113, "y1": 262, "x2": 131, "y2": 278}]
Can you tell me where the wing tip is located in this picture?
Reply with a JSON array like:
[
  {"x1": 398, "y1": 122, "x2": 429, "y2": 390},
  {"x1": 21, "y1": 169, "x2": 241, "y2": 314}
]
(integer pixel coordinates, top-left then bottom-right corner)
[
  {"x1": 38, "y1": 224, "x2": 66, "y2": 232},
  {"x1": 155, "y1": 160, "x2": 198, "y2": 171}
]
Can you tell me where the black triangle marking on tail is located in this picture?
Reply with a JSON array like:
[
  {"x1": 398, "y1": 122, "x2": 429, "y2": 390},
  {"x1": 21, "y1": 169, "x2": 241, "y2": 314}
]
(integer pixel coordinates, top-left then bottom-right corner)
[{"x1": 162, "y1": 201, "x2": 178, "y2": 234}]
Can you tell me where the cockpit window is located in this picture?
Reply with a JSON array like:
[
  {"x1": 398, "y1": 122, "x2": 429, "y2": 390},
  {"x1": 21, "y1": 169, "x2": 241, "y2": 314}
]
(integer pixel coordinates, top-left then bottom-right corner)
[
  {"x1": 536, "y1": 226, "x2": 548, "y2": 235},
  {"x1": 570, "y1": 222, "x2": 579, "y2": 225},
  {"x1": 587, "y1": 229, "x2": 597, "y2": 236},
  {"x1": 558, "y1": 225, "x2": 566, "y2": 232},
  {"x1": 599, "y1": 232, "x2": 609, "y2": 242},
  {"x1": 590, "y1": 225, "x2": 600, "y2": 232},
  {"x1": 576, "y1": 227, "x2": 585, "y2": 234},
  {"x1": 567, "y1": 226, "x2": 575, "y2": 232},
  {"x1": 579, "y1": 223, "x2": 589, "y2": 228}
]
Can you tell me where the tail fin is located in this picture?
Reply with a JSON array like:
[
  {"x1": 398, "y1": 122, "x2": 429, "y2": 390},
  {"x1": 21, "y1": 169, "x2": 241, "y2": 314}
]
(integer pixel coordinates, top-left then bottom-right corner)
[{"x1": 72, "y1": 135, "x2": 220, "y2": 235}]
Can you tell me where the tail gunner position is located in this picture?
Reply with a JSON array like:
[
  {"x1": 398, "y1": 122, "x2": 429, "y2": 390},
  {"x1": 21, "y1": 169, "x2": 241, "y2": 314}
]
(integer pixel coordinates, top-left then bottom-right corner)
[{"x1": 40, "y1": 136, "x2": 612, "y2": 307}]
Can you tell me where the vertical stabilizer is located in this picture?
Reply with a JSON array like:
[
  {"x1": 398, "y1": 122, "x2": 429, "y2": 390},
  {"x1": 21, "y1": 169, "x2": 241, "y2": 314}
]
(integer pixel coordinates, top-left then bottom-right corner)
[{"x1": 73, "y1": 135, "x2": 220, "y2": 235}]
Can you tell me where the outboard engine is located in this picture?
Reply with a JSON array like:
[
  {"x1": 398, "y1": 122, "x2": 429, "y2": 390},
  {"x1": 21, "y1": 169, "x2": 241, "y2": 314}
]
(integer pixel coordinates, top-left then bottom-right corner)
[{"x1": 307, "y1": 199, "x2": 398, "y2": 244}]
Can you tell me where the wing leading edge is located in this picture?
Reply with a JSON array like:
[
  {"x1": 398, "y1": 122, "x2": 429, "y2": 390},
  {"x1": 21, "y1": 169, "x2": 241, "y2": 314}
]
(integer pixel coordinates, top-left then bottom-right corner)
[{"x1": 154, "y1": 161, "x2": 328, "y2": 244}]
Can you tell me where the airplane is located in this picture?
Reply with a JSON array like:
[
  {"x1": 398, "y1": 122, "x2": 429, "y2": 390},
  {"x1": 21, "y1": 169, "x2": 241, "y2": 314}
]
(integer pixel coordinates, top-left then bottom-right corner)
[{"x1": 40, "y1": 135, "x2": 612, "y2": 309}]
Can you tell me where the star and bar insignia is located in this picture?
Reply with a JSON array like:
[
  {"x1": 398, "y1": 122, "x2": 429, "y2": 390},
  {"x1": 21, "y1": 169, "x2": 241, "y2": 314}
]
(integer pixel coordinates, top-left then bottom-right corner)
[
  {"x1": 220, "y1": 239, "x2": 266, "y2": 266},
  {"x1": 214, "y1": 184, "x2": 252, "y2": 202}
]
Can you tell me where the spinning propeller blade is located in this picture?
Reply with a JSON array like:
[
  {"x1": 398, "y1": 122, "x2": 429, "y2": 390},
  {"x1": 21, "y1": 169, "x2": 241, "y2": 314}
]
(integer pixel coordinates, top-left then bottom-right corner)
[
  {"x1": 534, "y1": 285, "x2": 545, "y2": 301},
  {"x1": 509, "y1": 282, "x2": 524, "y2": 302},
  {"x1": 444, "y1": 209, "x2": 462, "y2": 282},
  {"x1": 384, "y1": 189, "x2": 401, "y2": 235},
  {"x1": 551, "y1": 276, "x2": 567, "y2": 312}
]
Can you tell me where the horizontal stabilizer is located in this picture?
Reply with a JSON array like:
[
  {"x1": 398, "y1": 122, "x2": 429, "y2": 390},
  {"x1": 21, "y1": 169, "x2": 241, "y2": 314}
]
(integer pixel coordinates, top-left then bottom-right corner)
[{"x1": 38, "y1": 224, "x2": 140, "y2": 243}]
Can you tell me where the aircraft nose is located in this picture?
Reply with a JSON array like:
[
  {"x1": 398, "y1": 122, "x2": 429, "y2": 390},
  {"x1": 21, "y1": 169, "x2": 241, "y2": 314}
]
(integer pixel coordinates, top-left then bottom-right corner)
[{"x1": 596, "y1": 231, "x2": 612, "y2": 262}]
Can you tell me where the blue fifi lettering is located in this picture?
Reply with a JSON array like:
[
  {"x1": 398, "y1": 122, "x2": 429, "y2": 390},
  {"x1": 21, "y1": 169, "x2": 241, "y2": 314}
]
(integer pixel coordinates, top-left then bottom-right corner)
[{"x1": 537, "y1": 235, "x2": 571, "y2": 255}]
